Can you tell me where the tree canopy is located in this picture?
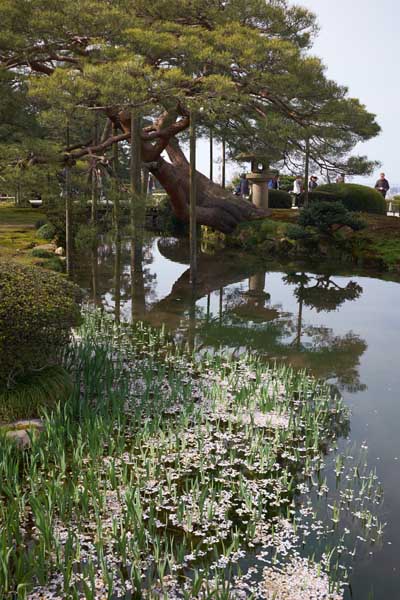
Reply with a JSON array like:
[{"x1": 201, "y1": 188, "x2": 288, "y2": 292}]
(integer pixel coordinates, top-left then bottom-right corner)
[{"x1": 0, "y1": 0, "x2": 380, "y2": 230}]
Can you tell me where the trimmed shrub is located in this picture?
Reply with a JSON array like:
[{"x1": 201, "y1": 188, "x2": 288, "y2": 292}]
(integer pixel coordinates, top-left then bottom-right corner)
[
  {"x1": 298, "y1": 201, "x2": 366, "y2": 234},
  {"x1": 315, "y1": 183, "x2": 386, "y2": 215},
  {"x1": 34, "y1": 218, "x2": 48, "y2": 230},
  {"x1": 0, "y1": 262, "x2": 82, "y2": 388},
  {"x1": 31, "y1": 248, "x2": 54, "y2": 259},
  {"x1": 286, "y1": 224, "x2": 313, "y2": 241},
  {"x1": 278, "y1": 174, "x2": 296, "y2": 193},
  {"x1": 37, "y1": 223, "x2": 56, "y2": 240},
  {"x1": 269, "y1": 189, "x2": 292, "y2": 209}
]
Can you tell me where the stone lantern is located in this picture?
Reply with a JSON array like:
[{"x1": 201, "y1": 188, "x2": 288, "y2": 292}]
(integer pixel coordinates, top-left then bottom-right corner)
[{"x1": 237, "y1": 153, "x2": 278, "y2": 211}]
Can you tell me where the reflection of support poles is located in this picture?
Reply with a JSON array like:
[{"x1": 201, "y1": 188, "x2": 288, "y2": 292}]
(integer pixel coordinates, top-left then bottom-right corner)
[
  {"x1": 91, "y1": 247, "x2": 100, "y2": 307},
  {"x1": 206, "y1": 293, "x2": 211, "y2": 322},
  {"x1": 189, "y1": 110, "x2": 197, "y2": 285},
  {"x1": 130, "y1": 239, "x2": 146, "y2": 321},
  {"x1": 188, "y1": 294, "x2": 196, "y2": 353},
  {"x1": 114, "y1": 236, "x2": 121, "y2": 324},
  {"x1": 295, "y1": 293, "x2": 303, "y2": 348},
  {"x1": 219, "y1": 287, "x2": 223, "y2": 325}
]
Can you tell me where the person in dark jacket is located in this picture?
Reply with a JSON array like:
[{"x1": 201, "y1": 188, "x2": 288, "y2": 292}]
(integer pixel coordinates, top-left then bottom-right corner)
[
  {"x1": 375, "y1": 173, "x2": 390, "y2": 198},
  {"x1": 239, "y1": 174, "x2": 250, "y2": 198}
]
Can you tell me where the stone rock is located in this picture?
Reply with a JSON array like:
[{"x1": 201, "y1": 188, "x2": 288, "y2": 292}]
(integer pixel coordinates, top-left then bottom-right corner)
[
  {"x1": 2, "y1": 419, "x2": 44, "y2": 449},
  {"x1": 34, "y1": 243, "x2": 56, "y2": 252},
  {"x1": 6, "y1": 429, "x2": 32, "y2": 448},
  {"x1": 55, "y1": 246, "x2": 65, "y2": 256}
]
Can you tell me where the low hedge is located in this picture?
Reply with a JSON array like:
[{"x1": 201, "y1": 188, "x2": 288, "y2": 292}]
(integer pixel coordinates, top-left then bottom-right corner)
[
  {"x1": 269, "y1": 189, "x2": 292, "y2": 209},
  {"x1": 0, "y1": 262, "x2": 82, "y2": 388},
  {"x1": 315, "y1": 183, "x2": 386, "y2": 215}
]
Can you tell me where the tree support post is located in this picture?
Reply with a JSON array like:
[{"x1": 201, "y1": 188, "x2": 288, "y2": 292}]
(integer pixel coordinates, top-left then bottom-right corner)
[
  {"x1": 304, "y1": 136, "x2": 310, "y2": 207},
  {"x1": 209, "y1": 128, "x2": 214, "y2": 182},
  {"x1": 130, "y1": 109, "x2": 142, "y2": 225},
  {"x1": 112, "y1": 123, "x2": 120, "y2": 231},
  {"x1": 190, "y1": 110, "x2": 197, "y2": 285},
  {"x1": 91, "y1": 113, "x2": 99, "y2": 223},
  {"x1": 65, "y1": 123, "x2": 72, "y2": 275},
  {"x1": 221, "y1": 139, "x2": 226, "y2": 189}
]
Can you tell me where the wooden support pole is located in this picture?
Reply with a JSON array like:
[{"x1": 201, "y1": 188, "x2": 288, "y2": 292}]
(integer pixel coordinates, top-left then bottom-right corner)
[
  {"x1": 91, "y1": 114, "x2": 99, "y2": 223},
  {"x1": 130, "y1": 110, "x2": 142, "y2": 226},
  {"x1": 112, "y1": 123, "x2": 120, "y2": 230},
  {"x1": 189, "y1": 109, "x2": 197, "y2": 285},
  {"x1": 304, "y1": 136, "x2": 310, "y2": 208},
  {"x1": 221, "y1": 139, "x2": 226, "y2": 189},
  {"x1": 65, "y1": 123, "x2": 72, "y2": 275},
  {"x1": 209, "y1": 128, "x2": 214, "y2": 181}
]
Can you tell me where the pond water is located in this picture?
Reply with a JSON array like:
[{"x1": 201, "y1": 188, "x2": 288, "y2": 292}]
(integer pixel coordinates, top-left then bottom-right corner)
[{"x1": 72, "y1": 235, "x2": 400, "y2": 600}]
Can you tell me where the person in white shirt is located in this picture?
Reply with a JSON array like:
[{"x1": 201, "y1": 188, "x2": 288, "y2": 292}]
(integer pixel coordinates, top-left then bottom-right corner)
[{"x1": 292, "y1": 176, "x2": 303, "y2": 206}]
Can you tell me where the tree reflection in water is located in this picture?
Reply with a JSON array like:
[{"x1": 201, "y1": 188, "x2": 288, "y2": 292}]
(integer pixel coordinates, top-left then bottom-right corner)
[{"x1": 74, "y1": 237, "x2": 368, "y2": 394}]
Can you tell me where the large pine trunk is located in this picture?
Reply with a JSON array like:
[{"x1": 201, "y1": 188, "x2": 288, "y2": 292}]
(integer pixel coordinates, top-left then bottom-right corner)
[{"x1": 149, "y1": 141, "x2": 269, "y2": 234}]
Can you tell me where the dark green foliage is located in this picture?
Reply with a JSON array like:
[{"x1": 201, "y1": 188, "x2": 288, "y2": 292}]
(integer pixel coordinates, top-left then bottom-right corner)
[
  {"x1": 45, "y1": 203, "x2": 88, "y2": 246},
  {"x1": 269, "y1": 189, "x2": 292, "y2": 209},
  {"x1": 0, "y1": 262, "x2": 82, "y2": 388},
  {"x1": 75, "y1": 224, "x2": 99, "y2": 251},
  {"x1": 41, "y1": 256, "x2": 65, "y2": 273},
  {"x1": 153, "y1": 196, "x2": 188, "y2": 234},
  {"x1": 306, "y1": 191, "x2": 337, "y2": 203},
  {"x1": 278, "y1": 175, "x2": 296, "y2": 193},
  {"x1": 36, "y1": 223, "x2": 55, "y2": 240},
  {"x1": 31, "y1": 248, "x2": 54, "y2": 259},
  {"x1": 285, "y1": 224, "x2": 312, "y2": 241},
  {"x1": 0, "y1": 366, "x2": 73, "y2": 423},
  {"x1": 316, "y1": 183, "x2": 386, "y2": 214},
  {"x1": 298, "y1": 201, "x2": 366, "y2": 234},
  {"x1": 34, "y1": 218, "x2": 48, "y2": 230}
]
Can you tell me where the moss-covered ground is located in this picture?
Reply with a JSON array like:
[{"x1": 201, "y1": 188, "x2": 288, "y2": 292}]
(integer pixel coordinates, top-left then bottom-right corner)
[{"x1": 0, "y1": 202, "x2": 64, "y2": 271}]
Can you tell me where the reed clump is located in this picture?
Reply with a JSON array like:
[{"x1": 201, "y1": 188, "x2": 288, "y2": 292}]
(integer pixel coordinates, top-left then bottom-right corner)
[{"x1": 0, "y1": 312, "x2": 384, "y2": 599}]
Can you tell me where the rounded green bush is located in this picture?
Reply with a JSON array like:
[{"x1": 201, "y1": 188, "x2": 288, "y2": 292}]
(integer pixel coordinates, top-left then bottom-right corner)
[
  {"x1": 31, "y1": 248, "x2": 54, "y2": 259},
  {"x1": 0, "y1": 262, "x2": 82, "y2": 388},
  {"x1": 269, "y1": 189, "x2": 292, "y2": 209},
  {"x1": 34, "y1": 218, "x2": 48, "y2": 230},
  {"x1": 37, "y1": 223, "x2": 56, "y2": 240},
  {"x1": 315, "y1": 183, "x2": 386, "y2": 215}
]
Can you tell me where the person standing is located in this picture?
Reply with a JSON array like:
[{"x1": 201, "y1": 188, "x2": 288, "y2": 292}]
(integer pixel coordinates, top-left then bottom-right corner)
[
  {"x1": 336, "y1": 173, "x2": 345, "y2": 184},
  {"x1": 239, "y1": 174, "x2": 250, "y2": 198},
  {"x1": 270, "y1": 175, "x2": 279, "y2": 190},
  {"x1": 375, "y1": 173, "x2": 390, "y2": 198},
  {"x1": 292, "y1": 176, "x2": 303, "y2": 207},
  {"x1": 309, "y1": 176, "x2": 318, "y2": 190}
]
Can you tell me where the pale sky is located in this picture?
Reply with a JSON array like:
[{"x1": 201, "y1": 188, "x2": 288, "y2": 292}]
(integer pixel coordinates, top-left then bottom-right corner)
[
  {"x1": 300, "y1": 0, "x2": 399, "y2": 186},
  {"x1": 195, "y1": 0, "x2": 399, "y2": 187}
]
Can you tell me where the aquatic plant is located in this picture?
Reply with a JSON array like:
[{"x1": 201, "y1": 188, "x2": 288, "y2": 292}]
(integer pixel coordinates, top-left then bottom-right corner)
[{"x1": 0, "y1": 312, "x2": 383, "y2": 599}]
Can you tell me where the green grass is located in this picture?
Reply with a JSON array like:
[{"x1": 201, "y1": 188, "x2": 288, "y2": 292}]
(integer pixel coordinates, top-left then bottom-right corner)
[{"x1": 0, "y1": 366, "x2": 73, "y2": 424}]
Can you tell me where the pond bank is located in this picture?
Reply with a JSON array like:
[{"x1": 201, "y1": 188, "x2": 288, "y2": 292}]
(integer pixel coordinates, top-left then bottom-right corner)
[{"x1": 203, "y1": 210, "x2": 400, "y2": 274}]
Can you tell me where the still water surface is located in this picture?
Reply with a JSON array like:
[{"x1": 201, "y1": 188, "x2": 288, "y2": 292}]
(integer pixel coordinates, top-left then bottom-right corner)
[{"x1": 72, "y1": 236, "x2": 400, "y2": 600}]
